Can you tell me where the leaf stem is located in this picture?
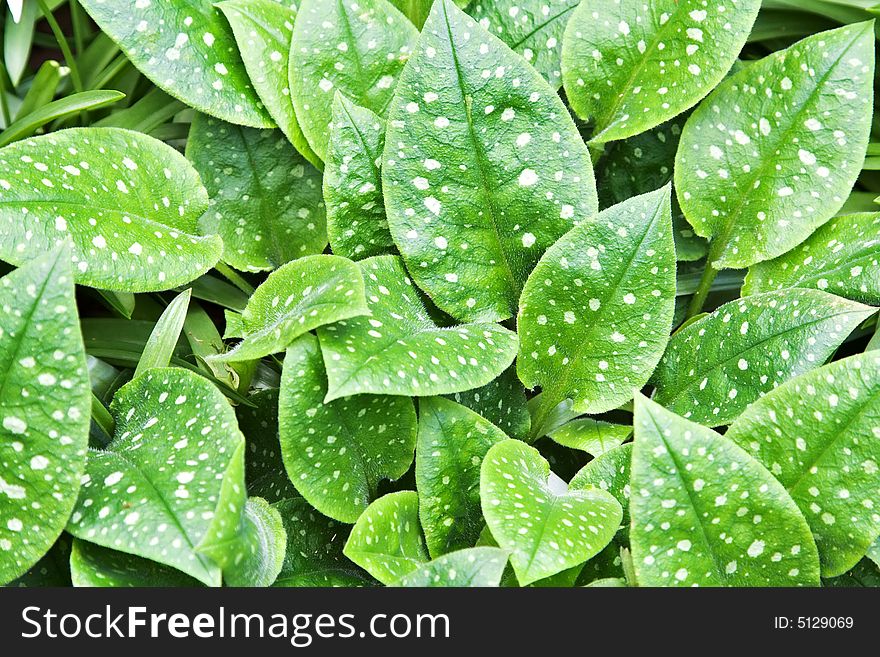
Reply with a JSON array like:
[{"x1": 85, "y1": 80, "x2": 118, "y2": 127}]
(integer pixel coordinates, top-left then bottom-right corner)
[
  {"x1": 685, "y1": 259, "x2": 720, "y2": 319},
  {"x1": 37, "y1": 0, "x2": 85, "y2": 112},
  {"x1": 215, "y1": 262, "x2": 256, "y2": 296},
  {"x1": 0, "y1": 61, "x2": 11, "y2": 127},
  {"x1": 91, "y1": 393, "x2": 115, "y2": 437}
]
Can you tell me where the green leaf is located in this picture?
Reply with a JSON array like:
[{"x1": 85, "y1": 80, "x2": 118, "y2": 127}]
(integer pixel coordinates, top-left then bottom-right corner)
[
  {"x1": 586, "y1": 577, "x2": 628, "y2": 587},
  {"x1": 78, "y1": 0, "x2": 271, "y2": 127},
  {"x1": 416, "y1": 397, "x2": 507, "y2": 557},
  {"x1": 468, "y1": 0, "x2": 580, "y2": 87},
  {"x1": 67, "y1": 368, "x2": 247, "y2": 587},
  {"x1": 518, "y1": 187, "x2": 676, "y2": 420},
  {"x1": 549, "y1": 419, "x2": 630, "y2": 456},
  {"x1": 70, "y1": 539, "x2": 200, "y2": 587},
  {"x1": 570, "y1": 443, "x2": 633, "y2": 524},
  {"x1": 675, "y1": 23, "x2": 875, "y2": 269},
  {"x1": 382, "y1": 0, "x2": 597, "y2": 322},
  {"x1": 8, "y1": 536, "x2": 72, "y2": 587},
  {"x1": 187, "y1": 114, "x2": 326, "y2": 273},
  {"x1": 726, "y1": 354, "x2": 880, "y2": 577},
  {"x1": 318, "y1": 255, "x2": 519, "y2": 400},
  {"x1": 561, "y1": 0, "x2": 760, "y2": 144},
  {"x1": 4, "y1": 0, "x2": 37, "y2": 85},
  {"x1": 0, "y1": 90, "x2": 126, "y2": 149},
  {"x1": 480, "y1": 439, "x2": 622, "y2": 585},
  {"x1": 630, "y1": 394, "x2": 821, "y2": 586},
  {"x1": 133, "y1": 289, "x2": 191, "y2": 379},
  {"x1": 14, "y1": 59, "x2": 64, "y2": 121},
  {"x1": 237, "y1": 389, "x2": 300, "y2": 503},
  {"x1": 211, "y1": 255, "x2": 368, "y2": 363},
  {"x1": 199, "y1": 497, "x2": 286, "y2": 587},
  {"x1": 279, "y1": 334, "x2": 417, "y2": 523},
  {"x1": 342, "y1": 490, "x2": 429, "y2": 585},
  {"x1": 824, "y1": 558, "x2": 880, "y2": 588},
  {"x1": 217, "y1": 0, "x2": 321, "y2": 168},
  {"x1": 289, "y1": 0, "x2": 419, "y2": 161},
  {"x1": 743, "y1": 213, "x2": 880, "y2": 304},
  {"x1": 273, "y1": 498, "x2": 373, "y2": 587},
  {"x1": 393, "y1": 547, "x2": 509, "y2": 587},
  {"x1": 652, "y1": 289, "x2": 875, "y2": 426},
  {"x1": 0, "y1": 127, "x2": 221, "y2": 292},
  {"x1": 445, "y1": 366, "x2": 531, "y2": 440},
  {"x1": 0, "y1": 249, "x2": 90, "y2": 585},
  {"x1": 596, "y1": 114, "x2": 708, "y2": 262},
  {"x1": 324, "y1": 93, "x2": 395, "y2": 260}
]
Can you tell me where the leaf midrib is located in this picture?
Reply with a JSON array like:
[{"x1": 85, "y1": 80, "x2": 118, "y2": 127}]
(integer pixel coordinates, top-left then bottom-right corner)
[{"x1": 509, "y1": 4, "x2": 577, "y2": 50}]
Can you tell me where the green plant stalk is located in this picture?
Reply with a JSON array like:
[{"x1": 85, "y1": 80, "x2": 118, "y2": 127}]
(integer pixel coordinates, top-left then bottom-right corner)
[
  {"x1": 215, "y1": 262, "x2": 256, "y2": 296},
  {"x1": 0, "y1": 61, "x2": 11, "y2": 127},
  {"x1": 91, "y1": 392, "x2": 115, "y2": 437},
  {"x1": 69, "y1": 0, "x2": 87, "y2": 56},
  {"x1": 37, "y1": 0, "x2": 86, "y2": 123}
]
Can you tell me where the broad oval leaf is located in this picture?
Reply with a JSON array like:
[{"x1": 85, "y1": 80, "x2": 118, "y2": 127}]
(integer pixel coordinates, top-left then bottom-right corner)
[
  {"x1": 382, "y1": 0, "x2": 597, "y2": 322},
  {"x1": 279, "y1": 334, "x2": 417, "y2": 523},
  {"x1": 393, "y1": 547, "x2": 509, "y2": 587},
  {"x1": 342, "y1": 491, "x2": 429, "y2": 585},
  {"x1": 549, "y1": 419, "x2": 630, "y2": 456},
  {"x1": 652, "y1": 289, "x2": 874, "y2": 426},
  {"x1": 324, "y1": 93, "x2": 395, "y2": 260},
  {"x1": 570, "y1": 443, "x2": 633, "y2": 523},
  {"x1": 317, "y1": 256, "x2": 519, "y2": 400},
  {"x1": 289, "y1": 0, "x2": 419, "y2": 161},
  {"x1": 217, "y1": 0, "x2": 321, "y2": 168},
  {"x1": 518, "y1": 187, "x2": 676, "y2": 419},
  {"x1": 631, "y1": 395, "x2": 820, "y2": 586},
  {"x1": 743, "y1": 213, "x2": 880, "y2": 304},
  {"x1": 79, "y1": 0, "x2": 270, "y2": 127},
  {"x1": 727, "y1": 354, "x2": 880, "y2": 577},
  {"x1": 675, "y1": 23, "x2": 875, "y2": 269},
  {"x1": 561, "y1": 0, "x2": 760, "y2": 144},
  {"x1": 445, "y1": 366, "x2": 531, "y2": 440},
  {"x1": 596, "y1": 113, "x2": 708, "y2": 261},
  {"x1": 67, "y1": 368, "x2": 247, "y2": 587},
  {"x1": 481, "y1": 439, "x2": 622, "y2": 585},
  {"x1": 70, "y1": 539, "x2": 200, "y2": 587},
  {"x1": 468, "y1": 0, "x2": 580, "y2": 87},
  {"x1": 416, "y1": 397, "x2": 508, "y2": 557},
  {"x1": 200, "y1": 497, "x2": 286, "y2": 587},
  {"x1": 187, "y1": 115, "x2": 326, "y2": 272},
  {"x1": 0, "y1": 128, "x2": 221, "y2": 292},
  {"x1": 274, "y1": 498, "x2": 373, "y2": 587},
  {"x1": 212, "y1": 255, "x2": 368, "y2": 363},
  {"x1": 0, "y1": 250, "x2": 90, "y2": 585}
]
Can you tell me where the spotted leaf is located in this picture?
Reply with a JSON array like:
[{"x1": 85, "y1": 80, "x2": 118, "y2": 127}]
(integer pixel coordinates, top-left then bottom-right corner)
[
  {"x1": 570, "y1": 443, "x2": 633, "y2": 523},
  {"x1": 0, "y1": 249, "x2": 90, "y2": 585},
  {"x1": 549, "y1": 418, "x2": 630, "y2": 456},
  {"x1": 237, "y1": 389, "x2": 300, "y2": 503},
  {"x1": 468, "y1": 0, "x2": 580, "y2": 87},
  {"x1": 199, "y1": 497, "x2": 286, "y2": 587},
  {"x1": 416, "y1": 397, "x2": 507, "y2": 557},
  {"x1": 187, "y1": 115, "x2": 326, "y2": 273},
  {"x1": 324, "y1": 94, "x2": 394, "y2": 261},
  {"x1": 78, "y1": 0, "x2": 270, "y2": 127},
  {"x1": 0, "y1": 128, "x2": 221, "y2": 292},
  {"x1": 342, "y1": 491, "x2": 429, "y2": 585},
  {"x1": 217, "y1": 0, "x2": 321, "y2": 168},
  {"x1": 743, "y1": 213, "x2": 880, "y2": 304},
  {"x1": 211, "y1": 255, "x2": 368, "y2": 363},
  {"x1": 562, "y1": 0, "x2": 760, "y2": 144},
  {"x1": 70, "y1": 539, "x2": 200, "y2": 587},
  {"x1": 289, "y1": 0, "x2": 419, "y2": 162},
  {"x1": 652, "y1": 289, "x2": 874, "y2": 426},
  {"x1": 279, "y1": 334, "x2": 417, "y2": 523},
  {"x1": 675, "y1": 23, "x2": 874, "y2": 269},
  {"x1": 317, "y1": 256, "x2": 519, "y2": 400},
  {"x1": 596, "y1": 113, "x2": 707, "y2": 261},
  {"x1": 630, "y1": 394, "x2": 820, "y2": 586},
  {"x1": 393, "y1": 547, "x2": 509, "y2": 587},
  {"x1": 274, "y1": 498, "x2": 373, "y2": 587},
  {"x1": 727, "y1": 354, "x2": 880, "y2": 577},
  {"x1": 67, "y1": 368, "x2": 247, "y2": 587},
  {"x1": 444, "y1": 366, "x2": 531, "y2": 440},
  {"x1": 480, "y1": 439, "x2": 622, "y2": 585},
  {"x1": 518, "y1": 187, "x2": 676, "y2": 425},
  {"x1": 382, "y1": 0, "x2": 597, "y2": 322}
]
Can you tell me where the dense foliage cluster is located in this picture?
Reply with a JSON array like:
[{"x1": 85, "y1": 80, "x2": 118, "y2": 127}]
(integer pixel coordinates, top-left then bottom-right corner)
[{"x1": 1, "y1": 0, "x2": 880, "y2": 588}]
